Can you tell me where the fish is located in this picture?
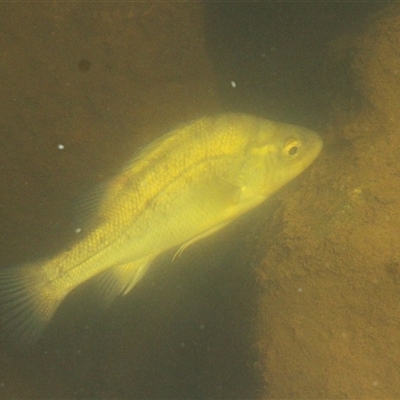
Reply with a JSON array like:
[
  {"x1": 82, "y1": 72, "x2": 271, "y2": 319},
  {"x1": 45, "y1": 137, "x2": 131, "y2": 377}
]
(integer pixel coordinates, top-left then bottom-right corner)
[{"x1": 0, "y1": 113, "x2": 322, "y2": 345}]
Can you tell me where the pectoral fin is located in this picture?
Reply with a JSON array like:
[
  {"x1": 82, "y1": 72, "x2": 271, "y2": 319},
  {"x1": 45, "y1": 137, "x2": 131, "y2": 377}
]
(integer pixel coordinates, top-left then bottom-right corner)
[
  {"x1": 201, "y1": 174, "x2": 242, "y2": 206},
  {"x1": 170, "y1": 175, "x2": 243, "y2": 260}
]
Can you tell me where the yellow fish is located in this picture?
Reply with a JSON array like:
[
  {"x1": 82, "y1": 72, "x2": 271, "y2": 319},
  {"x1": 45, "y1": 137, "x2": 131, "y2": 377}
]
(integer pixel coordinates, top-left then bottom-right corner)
[{"x1": 0, "y1": 113, "x2": 322, "y2": 344}]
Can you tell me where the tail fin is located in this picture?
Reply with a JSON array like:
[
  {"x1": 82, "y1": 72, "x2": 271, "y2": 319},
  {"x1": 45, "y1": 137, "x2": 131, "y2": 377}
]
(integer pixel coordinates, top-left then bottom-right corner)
[{"x1": 0, "y1": 265, "x2": 65, "y2": 347}]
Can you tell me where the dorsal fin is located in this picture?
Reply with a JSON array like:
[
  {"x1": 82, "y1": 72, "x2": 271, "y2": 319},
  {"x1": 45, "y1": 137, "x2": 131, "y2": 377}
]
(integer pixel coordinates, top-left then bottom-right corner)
[
  {"x1": 74, "y1": 126, "x2": 187, "y2": 232},
  {"x1": 74, "y1": 181, "x2": 110, "y2": 233}
]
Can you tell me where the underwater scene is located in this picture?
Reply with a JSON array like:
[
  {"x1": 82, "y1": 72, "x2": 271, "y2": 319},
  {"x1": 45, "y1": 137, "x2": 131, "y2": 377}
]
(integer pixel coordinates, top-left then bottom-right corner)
[{"x1": 0, "y1": 2, "x2": 398, "y2": 399}]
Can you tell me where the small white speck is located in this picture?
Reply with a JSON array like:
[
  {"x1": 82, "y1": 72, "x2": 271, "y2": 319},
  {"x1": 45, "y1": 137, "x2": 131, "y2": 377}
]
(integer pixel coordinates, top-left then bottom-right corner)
[
  {"x1": 75, "y1": 228, "x2": 81, "y2": 233},
  {"x1": 373, "y1": 381, "x2": 378, "y2": 387},
  {"x1": 58, "y1": 144, "x2": 65, "y2": 150},
  {"x1": 200, "y1": 324, "x2": 205, "y2": 330},
  {"x1": 298, "y1": 288, "x2": 303, "y2": 293},
  {"x1": 230, "y1": 81, "x2": 236, "y2": 88}
]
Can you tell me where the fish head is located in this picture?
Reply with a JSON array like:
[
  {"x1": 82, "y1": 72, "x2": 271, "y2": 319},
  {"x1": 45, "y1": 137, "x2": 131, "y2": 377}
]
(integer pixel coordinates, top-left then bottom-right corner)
[{"x1": 239, "y1": 119, "x2": 323, "y2": 199}]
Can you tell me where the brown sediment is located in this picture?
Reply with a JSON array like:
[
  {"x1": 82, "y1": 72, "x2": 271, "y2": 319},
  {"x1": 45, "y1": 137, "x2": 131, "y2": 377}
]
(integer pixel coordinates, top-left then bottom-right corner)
[{"x1": 255, "y1": 4, "x2": 400, "y2": 398}]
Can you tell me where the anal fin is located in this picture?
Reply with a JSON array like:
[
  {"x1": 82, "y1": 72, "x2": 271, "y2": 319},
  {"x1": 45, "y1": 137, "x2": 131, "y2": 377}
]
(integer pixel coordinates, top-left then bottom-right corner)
[{"x1": 93, "y1": 256, "x2": 154, "y2": 304}]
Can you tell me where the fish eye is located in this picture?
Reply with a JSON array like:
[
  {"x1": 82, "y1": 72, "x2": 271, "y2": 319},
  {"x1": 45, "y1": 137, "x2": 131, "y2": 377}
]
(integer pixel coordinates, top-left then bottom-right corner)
[{"x1": 283, "y1": 139, "x2": 301, "y2": 159}]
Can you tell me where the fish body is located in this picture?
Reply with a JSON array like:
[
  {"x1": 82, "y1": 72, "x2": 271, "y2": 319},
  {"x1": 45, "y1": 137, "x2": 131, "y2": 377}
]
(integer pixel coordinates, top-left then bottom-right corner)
[{"x1": 0, "y1": 113, "x2": 322, "y2": 344}]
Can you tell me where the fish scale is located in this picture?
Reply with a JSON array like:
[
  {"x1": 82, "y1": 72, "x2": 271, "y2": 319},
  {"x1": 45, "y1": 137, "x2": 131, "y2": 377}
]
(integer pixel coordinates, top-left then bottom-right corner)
[{"x1": 0, "y1": 113, "x2": 322, "y2": 345}]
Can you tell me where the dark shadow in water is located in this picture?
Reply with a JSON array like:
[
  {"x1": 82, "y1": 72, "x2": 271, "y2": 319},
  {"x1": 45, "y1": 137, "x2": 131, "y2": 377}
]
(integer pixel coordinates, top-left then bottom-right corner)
[{"x1": 205, "y1": 2, "x2": 386, "y2": 130}]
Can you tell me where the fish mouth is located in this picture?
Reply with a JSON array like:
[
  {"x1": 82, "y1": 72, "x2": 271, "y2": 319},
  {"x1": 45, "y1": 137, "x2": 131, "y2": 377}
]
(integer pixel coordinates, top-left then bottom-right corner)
[
  {"x1": 312, "y1": 135, "x2": 323, "y2": 159},
  {"x1": 305, "y1": 130, "x2": 323, "y2": 161},
  {"x1": 298, "y1": 130, "x2": 323, "y2": 172}
]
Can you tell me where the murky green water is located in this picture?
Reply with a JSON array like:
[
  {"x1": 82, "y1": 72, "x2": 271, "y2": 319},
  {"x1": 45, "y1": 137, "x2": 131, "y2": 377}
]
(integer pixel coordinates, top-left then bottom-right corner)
[{"x1": 0, "y1": 3, "x2": 385, "y2": 399}]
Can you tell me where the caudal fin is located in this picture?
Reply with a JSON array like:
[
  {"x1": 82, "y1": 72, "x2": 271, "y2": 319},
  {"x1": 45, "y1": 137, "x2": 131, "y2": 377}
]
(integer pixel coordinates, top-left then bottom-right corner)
[{"x1": 0, "y1": 265, "x2": 65, "y2": 347}]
